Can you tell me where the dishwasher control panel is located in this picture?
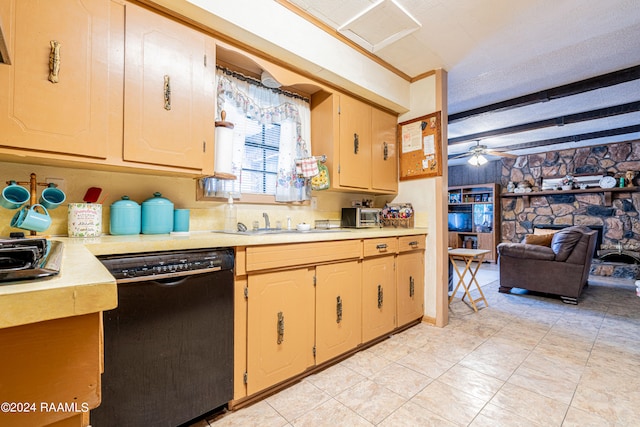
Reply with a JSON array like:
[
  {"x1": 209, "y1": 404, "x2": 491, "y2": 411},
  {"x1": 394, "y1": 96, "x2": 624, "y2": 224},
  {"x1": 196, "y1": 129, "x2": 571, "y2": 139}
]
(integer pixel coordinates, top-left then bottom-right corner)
[{"x1": 98, "y1": 248, "x2": 234, "y2": 280}]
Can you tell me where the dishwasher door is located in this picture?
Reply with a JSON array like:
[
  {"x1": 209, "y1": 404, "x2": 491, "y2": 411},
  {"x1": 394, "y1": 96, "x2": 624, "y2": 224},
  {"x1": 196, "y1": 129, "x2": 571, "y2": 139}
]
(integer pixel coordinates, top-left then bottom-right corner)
[{"x1": 91, "y1": 266, "x2": 233, "y2": 427}]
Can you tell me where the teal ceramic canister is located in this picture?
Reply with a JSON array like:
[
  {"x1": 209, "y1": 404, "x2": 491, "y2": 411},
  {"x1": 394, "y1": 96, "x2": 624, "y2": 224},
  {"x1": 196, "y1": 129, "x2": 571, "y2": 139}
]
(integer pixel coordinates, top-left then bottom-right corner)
[
  {"x1": 109, "y1": 196, "x2": 141, "y2": 235},
  {"x1": 141, "y1": 192, "x2": 174, "y2": 234}
]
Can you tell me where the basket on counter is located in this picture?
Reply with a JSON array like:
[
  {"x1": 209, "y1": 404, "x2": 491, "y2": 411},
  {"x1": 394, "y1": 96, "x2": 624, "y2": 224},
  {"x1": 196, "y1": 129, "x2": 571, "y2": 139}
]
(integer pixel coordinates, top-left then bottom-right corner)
[{"x1": 381, "y1": 203, "x2": 414, "y2": 228}]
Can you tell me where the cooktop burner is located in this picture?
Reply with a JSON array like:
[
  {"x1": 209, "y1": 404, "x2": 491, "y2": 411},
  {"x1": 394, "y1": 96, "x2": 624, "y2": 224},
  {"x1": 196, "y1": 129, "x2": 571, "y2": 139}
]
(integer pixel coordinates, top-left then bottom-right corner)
[{"x1": 0, "y1": 237, "x2": 63, "y2": 283}]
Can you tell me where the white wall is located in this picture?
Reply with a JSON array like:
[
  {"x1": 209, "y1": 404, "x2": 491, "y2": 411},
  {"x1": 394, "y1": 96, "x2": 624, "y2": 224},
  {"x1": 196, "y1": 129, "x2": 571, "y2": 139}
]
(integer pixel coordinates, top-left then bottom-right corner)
[{"x1": 395, "y1": 75, "x2": 447, "y2": 324}]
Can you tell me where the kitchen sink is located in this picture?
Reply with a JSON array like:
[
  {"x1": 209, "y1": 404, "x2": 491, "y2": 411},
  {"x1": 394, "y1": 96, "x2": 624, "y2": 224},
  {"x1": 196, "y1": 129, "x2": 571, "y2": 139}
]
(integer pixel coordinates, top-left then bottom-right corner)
[{"x1": 212, "y1": 228, "x2": 348, "y2": 235}]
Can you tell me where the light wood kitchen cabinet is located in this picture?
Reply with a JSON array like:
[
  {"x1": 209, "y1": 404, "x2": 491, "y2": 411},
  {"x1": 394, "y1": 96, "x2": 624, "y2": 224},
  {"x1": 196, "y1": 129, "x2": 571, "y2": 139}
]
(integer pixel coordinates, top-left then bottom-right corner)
[
  {"x1": 123, "y1": 3, "x2": 215, "y2": 173},
  {"x1": 311, "y1": 91, "x2": 398, "y2": 194},
  {"x1": 246, "y1": 267, "x2": 315, "y2": 395},
  {"x1": 362, "y1": 254, "x2": 396, "y2": 343},
  {"x1": 235, "y1": 234, "x2": 425, "y2": 405},
  {"x1": 371, "y1": 108, "x2": 398, "y2": 193},
  {"x1": 0, "y1": 313, "x2": 102, "y2": 427},
  {"x1": 0, "y1": 0, "x2": 112, "y2": 159},
  {"x1": 397, "y1": 249, "x2": 425, "y2": 327},
  {"x1": 315, "y1": 260, "x2": 362, "y2": 364},
  {"x1": 338, "y1": 94, "x2": 372, "y2": 190}
]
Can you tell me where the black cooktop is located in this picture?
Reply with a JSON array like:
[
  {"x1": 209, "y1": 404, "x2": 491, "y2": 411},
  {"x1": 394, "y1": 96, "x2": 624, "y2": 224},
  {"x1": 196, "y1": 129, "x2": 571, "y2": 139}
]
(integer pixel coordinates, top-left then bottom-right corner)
[{"x1": 0, "y1": 237, "x2": 63, "y2": 283}]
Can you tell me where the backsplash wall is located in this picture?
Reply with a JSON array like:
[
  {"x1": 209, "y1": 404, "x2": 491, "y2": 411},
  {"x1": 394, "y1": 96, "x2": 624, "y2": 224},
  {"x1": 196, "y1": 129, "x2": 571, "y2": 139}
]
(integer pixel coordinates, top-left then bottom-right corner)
[
  {"x1": 500, "y1": 139, "x2": 640, "y2": 250},
  {"x1": 0, "y1": 161, "x2": 388, "y2": 237}
]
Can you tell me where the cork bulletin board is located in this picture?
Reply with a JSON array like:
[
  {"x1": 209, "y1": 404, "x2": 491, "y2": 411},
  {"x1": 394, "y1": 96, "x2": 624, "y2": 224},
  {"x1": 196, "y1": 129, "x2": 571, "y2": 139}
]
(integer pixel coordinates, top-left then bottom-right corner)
[{"x1": 398, "y1": 111, "x2": 442, "y2": 180}]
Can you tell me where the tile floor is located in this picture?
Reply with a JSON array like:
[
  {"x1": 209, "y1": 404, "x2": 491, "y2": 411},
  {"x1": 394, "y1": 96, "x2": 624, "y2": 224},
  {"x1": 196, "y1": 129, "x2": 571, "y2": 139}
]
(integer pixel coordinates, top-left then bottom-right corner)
[{"x1": 195, "y1": 262, "x2": 640, "y2": 426}]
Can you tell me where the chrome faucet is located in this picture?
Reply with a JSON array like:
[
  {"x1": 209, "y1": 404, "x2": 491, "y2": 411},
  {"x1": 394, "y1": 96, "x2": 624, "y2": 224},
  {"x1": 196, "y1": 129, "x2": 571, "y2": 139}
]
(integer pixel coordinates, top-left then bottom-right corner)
[{"x1": 262, "y1": 212, "x2": 270, "y2": 229}]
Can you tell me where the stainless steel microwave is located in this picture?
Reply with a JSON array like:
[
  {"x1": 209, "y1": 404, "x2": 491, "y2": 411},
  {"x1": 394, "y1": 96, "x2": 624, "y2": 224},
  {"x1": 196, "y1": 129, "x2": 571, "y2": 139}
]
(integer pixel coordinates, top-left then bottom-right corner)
[{"x1": 341, "y1": 207, "x2": 381, "y2": 228}]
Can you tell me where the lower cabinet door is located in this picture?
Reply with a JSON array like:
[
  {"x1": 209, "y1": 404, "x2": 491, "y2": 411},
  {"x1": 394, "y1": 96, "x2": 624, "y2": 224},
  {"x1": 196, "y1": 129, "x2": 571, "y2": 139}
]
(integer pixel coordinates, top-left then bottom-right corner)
[
  {"x1": 315, "y1": 260, "x2": 362, "y2": 364},
  {"x1": 247, "y1": 267, "x2": 315, "y2": 395},
  {"x1": 396, "y1": 251, "x2": 425, "y2": 327},
  {"x1": 362, "y1": 255, "x2": 396, "y2": 342}
]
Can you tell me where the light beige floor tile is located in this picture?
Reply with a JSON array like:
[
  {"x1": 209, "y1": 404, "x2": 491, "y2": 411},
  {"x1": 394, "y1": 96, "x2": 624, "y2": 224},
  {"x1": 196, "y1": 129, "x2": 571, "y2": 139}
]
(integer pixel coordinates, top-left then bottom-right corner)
[
  {"x1": 370, "y1": 362, "x2": 433, "y2": 398},
  {"x1": 208, "y1": 401, "x2": 289, "y2": 427},
  {"x1": 367, "y1": 336, "x2": 415, "y2": 361},
  {"x1": 571, "y1": 380, "x2": 640, "y2": 424},
  {"x1": 203, "y1": 272, "x2": 640, "y2": 427},
  {"x1": 586, "y1": 347, "x2": 640, "y2": 377},
  {"x1": 339, "y1": 348, "x2": 392, "y2": 378},
  {"x1": 437, "y1": 364, "x2": 504, "y2": 401},
  {"x1": 490, "y1": 382, "x2": 568, "y2": 427},
  {"x1": 459, "y1": 340, "x2": 530, "y2": 381},
  {"x1": 508, "y1": 364, "x2": 578, "y2": 404},
  {"x1": 469, "y1": 402, "x2": 542, "y2": 427},
  {"x1": 303, "y1": 364, "x2": 366, "y2": 397},
  {"x1": 396, "y1": 348, "x2": 457, "y2": 379},
  {"x1": 334, "y1": 379, "x2": 406, "y2": 424},
  {"x1": 562, "y1": 406, "x2": 612, "y2": 427},
  {"x1": 264, "y1": 380, "x2": 331, "y2": 422},
  {"x1": 291, "y1": 399, "x2": 372, "y2": 427},
  {"x1": 520, "y1": 350, "x2": 585, "y2": 384},
  {"x1": 379, "y1": 401, "x2": 458, "y2": 427},
  {"x1": 490, "y1": 322, "x2": 546, "y2": 351},
  {"x1": 412, "y1": 380, "x2": 487, "y2": 426},
  {"x1": 389, "y1": 322, "x2": 436, "y2": 348}
]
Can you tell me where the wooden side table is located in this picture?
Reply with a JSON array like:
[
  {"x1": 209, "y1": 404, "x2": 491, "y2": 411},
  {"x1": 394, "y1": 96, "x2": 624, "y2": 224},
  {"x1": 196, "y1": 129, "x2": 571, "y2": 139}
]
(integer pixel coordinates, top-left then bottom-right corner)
[{"x1": 448, "y1": 248, "x2": 490, "y2": 312}]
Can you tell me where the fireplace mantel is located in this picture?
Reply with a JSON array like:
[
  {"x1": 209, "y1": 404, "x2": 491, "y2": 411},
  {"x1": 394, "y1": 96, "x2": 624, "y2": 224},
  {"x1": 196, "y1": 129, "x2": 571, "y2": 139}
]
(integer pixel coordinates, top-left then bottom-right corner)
[{"x1": 501, "y1": 187, "x2": 639, "y2": 208}]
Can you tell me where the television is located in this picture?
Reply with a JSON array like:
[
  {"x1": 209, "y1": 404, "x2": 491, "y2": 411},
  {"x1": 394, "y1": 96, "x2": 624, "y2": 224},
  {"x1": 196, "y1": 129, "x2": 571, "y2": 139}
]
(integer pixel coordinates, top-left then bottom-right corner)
[{"x1": 448, "y1": 212, "x2": 472, "y2": 232}]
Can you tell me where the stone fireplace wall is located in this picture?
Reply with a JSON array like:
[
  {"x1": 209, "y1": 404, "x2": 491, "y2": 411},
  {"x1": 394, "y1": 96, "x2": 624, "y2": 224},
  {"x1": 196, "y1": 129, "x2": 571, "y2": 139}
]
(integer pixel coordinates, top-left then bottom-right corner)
[{"x1": 500, "y1": 140, "x2": 640, "y2": 254}]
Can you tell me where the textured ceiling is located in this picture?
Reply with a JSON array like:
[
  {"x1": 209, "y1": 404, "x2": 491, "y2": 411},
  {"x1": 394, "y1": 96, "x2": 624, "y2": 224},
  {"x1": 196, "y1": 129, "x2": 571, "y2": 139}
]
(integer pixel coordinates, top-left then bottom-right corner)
[{"x1": 285, "y1": 0, "x2": 640, "y2": 166}]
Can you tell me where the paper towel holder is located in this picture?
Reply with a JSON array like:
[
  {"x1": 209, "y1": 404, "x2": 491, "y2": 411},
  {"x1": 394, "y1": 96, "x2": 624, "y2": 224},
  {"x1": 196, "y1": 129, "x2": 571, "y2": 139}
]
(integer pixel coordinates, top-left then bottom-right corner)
[{"x1": 213, "y1": 110, "x2": 237, "y2": 180}]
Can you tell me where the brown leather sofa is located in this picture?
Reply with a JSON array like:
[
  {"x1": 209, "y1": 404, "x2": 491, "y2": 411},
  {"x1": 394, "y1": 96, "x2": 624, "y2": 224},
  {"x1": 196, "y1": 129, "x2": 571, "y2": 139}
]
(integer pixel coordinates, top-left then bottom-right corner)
[{"x1": 497, "y1": 225, "x2": 597, "y2": 304}]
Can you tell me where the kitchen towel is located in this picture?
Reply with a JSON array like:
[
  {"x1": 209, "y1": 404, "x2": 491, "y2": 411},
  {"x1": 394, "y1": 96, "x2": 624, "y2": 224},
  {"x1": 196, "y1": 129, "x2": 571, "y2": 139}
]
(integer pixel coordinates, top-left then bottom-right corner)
[{"x1": 297, "y1": 157, "x2": 319, "y2": 177}]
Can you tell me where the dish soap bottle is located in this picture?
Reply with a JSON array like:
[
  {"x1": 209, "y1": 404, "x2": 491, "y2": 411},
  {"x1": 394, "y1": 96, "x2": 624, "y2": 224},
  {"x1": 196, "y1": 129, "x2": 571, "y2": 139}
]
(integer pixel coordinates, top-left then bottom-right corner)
[{"x1": 224, "y1": 196, "x2": 237, "y2": 232}]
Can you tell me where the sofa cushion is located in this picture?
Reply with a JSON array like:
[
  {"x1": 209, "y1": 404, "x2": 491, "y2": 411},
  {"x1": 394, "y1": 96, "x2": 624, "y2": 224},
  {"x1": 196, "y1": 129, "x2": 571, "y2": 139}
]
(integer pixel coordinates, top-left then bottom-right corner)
[
  {"x1": 523, "y1": 233, "x2": 554, "y2": 247},
  {"x1": 497, "y1": 242, "x2": 556, "y2": 261},
  {"x1": 551, "y1": 228, "x2": 584, "y2": 261}
]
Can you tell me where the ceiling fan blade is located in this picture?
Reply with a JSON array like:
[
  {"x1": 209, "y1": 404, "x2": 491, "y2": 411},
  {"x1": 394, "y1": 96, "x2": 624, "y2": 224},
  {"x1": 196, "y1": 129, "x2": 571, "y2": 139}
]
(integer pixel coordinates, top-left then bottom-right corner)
[
  {"x1": 485, "y1": 149, "x2": 518, "y2": 158},
  {"x1": 448, "y1": 152, "x2": 472, "y2": 159}
]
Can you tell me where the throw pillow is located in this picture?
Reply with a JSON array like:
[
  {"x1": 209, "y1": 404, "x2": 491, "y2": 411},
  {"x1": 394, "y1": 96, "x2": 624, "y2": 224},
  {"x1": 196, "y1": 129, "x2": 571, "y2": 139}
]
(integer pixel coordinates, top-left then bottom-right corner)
[{"x1": 524, "y1": 233, "x2": 554, "y2": 247}]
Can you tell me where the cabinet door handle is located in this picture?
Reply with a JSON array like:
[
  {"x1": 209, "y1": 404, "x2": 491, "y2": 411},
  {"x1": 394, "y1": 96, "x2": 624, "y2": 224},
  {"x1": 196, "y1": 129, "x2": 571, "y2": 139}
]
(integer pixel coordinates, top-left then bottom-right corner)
[
  {"x1": 377, "y1": 284, "x2": 383, "y2": 309},
  {"x1": 409, "y1": 241, "x2": 419, "y2": 248},
  {"x1": 409, "y1": 276, "x2": 415, "y2": 297},
  {"x1": 164, "y1": 75, "x2": 171, "y2": 110},
  {"x1": 277, "y1": 311, "x2": 285, "y2": 344},
  {"x1": 336, "y1": 295, "x2": 343, "y2": 324},
  {"x1": 376, "y1": 243, "x2": 388, "y2": 251},
  {"x1": 383, "y1": 142, "x2": 388, "y2": 160},
  {"x1": 354, "y1": 133, "x2": 359, "y2": 154},
  {"x1": 48, "y1": 40, "x2": 61, "y2": 83}
]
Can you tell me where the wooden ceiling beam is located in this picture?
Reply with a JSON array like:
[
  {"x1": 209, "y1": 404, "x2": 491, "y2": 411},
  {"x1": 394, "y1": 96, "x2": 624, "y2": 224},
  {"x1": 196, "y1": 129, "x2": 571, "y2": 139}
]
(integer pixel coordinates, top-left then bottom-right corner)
[
  {"x1": 448, "y1": 65, "x2": 640, "y2": 123},
  {"x1": 448, "y1": 101, "x2": 640, "y2": 146}
]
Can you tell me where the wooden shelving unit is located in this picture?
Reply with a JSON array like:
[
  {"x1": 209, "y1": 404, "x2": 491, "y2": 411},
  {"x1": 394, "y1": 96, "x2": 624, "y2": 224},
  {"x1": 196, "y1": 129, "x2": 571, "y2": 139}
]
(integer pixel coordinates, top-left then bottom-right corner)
[{"x1": 448, "y1": 183, "x2": 500, "y2": 263}]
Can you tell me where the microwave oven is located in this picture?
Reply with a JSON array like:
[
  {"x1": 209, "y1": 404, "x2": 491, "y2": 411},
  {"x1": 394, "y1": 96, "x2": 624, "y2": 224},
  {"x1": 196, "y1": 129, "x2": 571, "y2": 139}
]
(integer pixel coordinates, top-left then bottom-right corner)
[{"x1": 341, "y1": 207, "x2": 381, "y2": 228}]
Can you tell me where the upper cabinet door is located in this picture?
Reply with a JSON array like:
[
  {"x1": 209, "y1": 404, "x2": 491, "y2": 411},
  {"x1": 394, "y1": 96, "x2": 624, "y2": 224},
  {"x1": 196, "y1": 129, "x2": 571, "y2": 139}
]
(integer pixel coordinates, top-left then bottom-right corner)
[
  {"x1": 371, "y1": 108, "x2": 398, "y2": 193},
  {"x1": 338, "y1": 95, "x2": 371, "y2": 190},
  {"x1": 0, "y1": 0, "x2": 111, "y2": 158},
  {"x1": 123, "y1": 3, "x2": 215, "y2": 172}
]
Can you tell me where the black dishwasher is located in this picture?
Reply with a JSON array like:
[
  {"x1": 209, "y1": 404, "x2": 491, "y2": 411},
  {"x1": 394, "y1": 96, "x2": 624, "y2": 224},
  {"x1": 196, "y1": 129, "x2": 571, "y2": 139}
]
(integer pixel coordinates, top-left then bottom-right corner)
[{"x1": 92, "y1": 248, "x2": 234, "y2": 427}]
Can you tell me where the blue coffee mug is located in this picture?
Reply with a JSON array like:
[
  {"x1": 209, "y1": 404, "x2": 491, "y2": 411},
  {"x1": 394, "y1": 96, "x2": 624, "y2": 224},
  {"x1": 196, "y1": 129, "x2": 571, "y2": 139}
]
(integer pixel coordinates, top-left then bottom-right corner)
[
  {"x1": 39, "y1": 184, "x2": 66, "y2": 210},
  {"x1": 11, "y1": 204, "x2": 51, "y2": 232},
  {"x1": 1, "y1": 181, "x2": 30, "y2": 209}
]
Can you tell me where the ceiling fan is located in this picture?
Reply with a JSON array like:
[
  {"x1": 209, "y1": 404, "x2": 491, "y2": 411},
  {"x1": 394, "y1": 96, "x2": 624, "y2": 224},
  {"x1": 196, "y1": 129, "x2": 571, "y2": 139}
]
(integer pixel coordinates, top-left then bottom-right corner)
[{"x1": 449, "y1": 140, "x2": 518, "y2": 166}]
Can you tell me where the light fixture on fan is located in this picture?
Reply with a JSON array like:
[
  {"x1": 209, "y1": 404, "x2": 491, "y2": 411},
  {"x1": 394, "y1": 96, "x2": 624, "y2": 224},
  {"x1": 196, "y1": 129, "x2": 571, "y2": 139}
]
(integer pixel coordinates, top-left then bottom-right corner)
[
  {"x1": 468, "y1": 153, "x2": 488, "y2": 166},
  {"x1": 261, "y1": 70, "x2": 281, "y2": 88}
]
